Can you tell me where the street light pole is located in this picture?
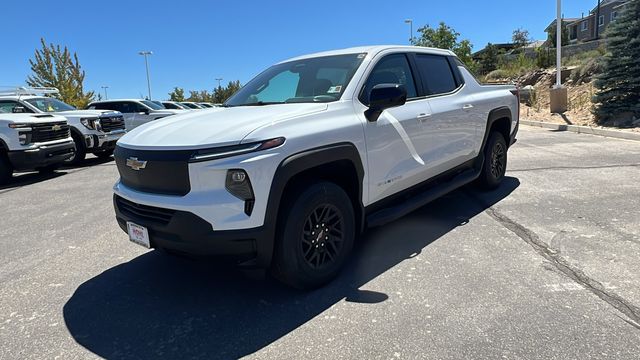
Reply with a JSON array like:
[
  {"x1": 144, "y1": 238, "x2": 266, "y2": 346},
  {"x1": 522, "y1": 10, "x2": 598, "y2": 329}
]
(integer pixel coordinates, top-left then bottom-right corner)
[
  {"x1": 215, "y1": 78, "x2": 223, "y2": 88},
  {"x1": 556, "y1": 0, "x2": 562, "y2": 88},
  {"x1": 138, "y1": 51, "x2": 153, "y2": 100},
  {"x1": 101, "y1": 86, "x2": 109, "y2": 100},
  {"x1": 404, "y1": 19, "x2": 413, "y2": 44},
  {"x1": 550, "y1": 0, "x2": 568, "y2": 113}
]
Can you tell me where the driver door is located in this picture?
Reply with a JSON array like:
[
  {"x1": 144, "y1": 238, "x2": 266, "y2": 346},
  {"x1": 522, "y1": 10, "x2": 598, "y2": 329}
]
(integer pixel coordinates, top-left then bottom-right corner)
[{"x1": 357, "y1": 53, "x2": 434, "y2": 204}]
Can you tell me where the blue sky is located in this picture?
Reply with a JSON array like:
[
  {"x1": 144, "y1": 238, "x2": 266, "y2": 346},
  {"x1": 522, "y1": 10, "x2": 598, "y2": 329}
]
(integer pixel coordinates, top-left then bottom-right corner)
[{"x1": 0, "y1": 0, "x2": 590, "y2": 100}]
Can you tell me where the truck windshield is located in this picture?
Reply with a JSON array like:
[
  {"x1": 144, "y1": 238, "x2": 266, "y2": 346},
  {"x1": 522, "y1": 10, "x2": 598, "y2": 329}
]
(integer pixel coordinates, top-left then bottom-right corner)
[
  {"x1": 25, "y1": 97, "x2": 75, "y2": 112},
  {"x1": 225, "y1": 53, "x2": 366, "y2": 107},
  {"x1": 140, "y1": 100, "x2": 165, "y2": 110}
]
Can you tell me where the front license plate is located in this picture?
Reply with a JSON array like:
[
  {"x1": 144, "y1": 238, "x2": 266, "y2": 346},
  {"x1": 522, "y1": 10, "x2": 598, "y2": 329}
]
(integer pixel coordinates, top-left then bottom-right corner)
[{"x1": 127, "y1": 222, "x2": 150, "y2": 248}]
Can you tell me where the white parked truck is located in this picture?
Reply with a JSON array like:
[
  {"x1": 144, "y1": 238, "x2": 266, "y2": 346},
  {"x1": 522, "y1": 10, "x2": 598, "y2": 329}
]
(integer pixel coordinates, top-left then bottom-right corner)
[
  {"x1": 0, "y1": 87, "x2": 126, "y2": 164},
  {"x1": 0, "y1": 110, "x2": 75, "y2": 183},
  {"x1": 87, "y1": 99, "x2": 184, "y2": 130},
  {"x1": 112, "y1": 45, "x2": 519, "y2": 289}
]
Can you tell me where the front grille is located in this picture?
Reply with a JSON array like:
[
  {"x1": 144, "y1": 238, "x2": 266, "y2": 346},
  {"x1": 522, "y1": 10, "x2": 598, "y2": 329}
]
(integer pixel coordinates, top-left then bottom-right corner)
[
  {"x1": 114, "y1": 145, "x2": 192, "y2": 196},
  {"x1": 115, "y1": 196, "x2": 175, "y2": 225},
  {"x1": 100, "y1": 116, "x2": 125, "y2": 133},
  {"x1": 30, "y1": 121, "x2": 70, "y2": 143}
]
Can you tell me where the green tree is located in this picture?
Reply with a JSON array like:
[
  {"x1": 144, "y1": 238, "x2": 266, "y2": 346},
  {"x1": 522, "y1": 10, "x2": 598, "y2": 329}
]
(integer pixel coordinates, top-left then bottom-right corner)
[
  {"x1": 213, "y1": 80, "x2": 241, "y2": 103},
  {"x1": 26, "y1": 38, "x2": 94, "y2": 108},
  {"x1": 593, "y1": 0, "x2": 640, "y2": 123},
  {"x1": 547, "y1": 23, "x2": 569, "y2": 48},
  {"x1": 412, "y1": 22, "x2": 474, "y2": 65},
  {"x1": 512, "y1": 28, "x2": 531, "y2": 49},
  {"x1": 478, "y1": 43, "x2": 500, "y2": 75},
  {"x1": 168, "y1": 87, "x2": 185, "y2": 101}
]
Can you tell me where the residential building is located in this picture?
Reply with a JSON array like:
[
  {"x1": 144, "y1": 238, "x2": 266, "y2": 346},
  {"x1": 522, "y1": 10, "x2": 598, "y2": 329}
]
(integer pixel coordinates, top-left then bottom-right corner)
[{"x1": 565, "y1": 0, "x2": 629, "y2": 43}]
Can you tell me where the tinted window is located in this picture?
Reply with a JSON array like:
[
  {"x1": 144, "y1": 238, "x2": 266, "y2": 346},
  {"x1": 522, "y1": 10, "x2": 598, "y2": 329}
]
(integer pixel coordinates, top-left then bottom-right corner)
[
  {"x1": 90, "y1": 102, "x2": 120, "y2": 111},
  {"x1": 360, "y1": 54, "x2": 417, "y2": 104},
  {"x1": 163, "y1": 102, "x2": 180, "y2": 109},
  {"x1": 0, "y1": 100, "x2": 33, "y2": 113},
  {"x1": 415, "y1": 54, "x2": 458, "y2": 95},
  {"x1": 141, "y1": 100, "x2": 163, "y2": 110}
]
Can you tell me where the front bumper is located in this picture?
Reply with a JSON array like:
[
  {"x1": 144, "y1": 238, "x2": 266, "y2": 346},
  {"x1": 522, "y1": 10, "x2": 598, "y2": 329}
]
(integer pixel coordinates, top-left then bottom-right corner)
[
  {"x1": 113, "y1": 195, "x2": 270, "y2": 265},
  {"x1": 85, "y1": 130, "x2": 125, "y2": 151},
  {"x1": 7, "y1": 140, "x2": 75, "y2": 171}
]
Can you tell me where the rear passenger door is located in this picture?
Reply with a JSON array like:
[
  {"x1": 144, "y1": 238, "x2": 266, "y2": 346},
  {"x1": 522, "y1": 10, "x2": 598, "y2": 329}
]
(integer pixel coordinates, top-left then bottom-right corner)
[{"x1": 411, "y1": 53, "x2": 478, "y2": 173}]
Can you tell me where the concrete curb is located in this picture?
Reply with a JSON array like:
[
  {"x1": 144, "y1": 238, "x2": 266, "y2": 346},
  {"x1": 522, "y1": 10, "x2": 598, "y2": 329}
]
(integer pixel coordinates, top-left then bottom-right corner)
[{"x1": 520, "y1": 120, "x2": 640, "y2": 141}]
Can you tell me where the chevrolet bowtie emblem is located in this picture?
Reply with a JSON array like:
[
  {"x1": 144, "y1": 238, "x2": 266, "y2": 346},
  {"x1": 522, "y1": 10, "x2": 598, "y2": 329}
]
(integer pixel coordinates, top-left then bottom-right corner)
[
  {"x1": 125, "y1": 157, "x2": 147, "y2": 171},
  {"x1": 51, "y1": 124, "x2": 62, "y2": 131}
]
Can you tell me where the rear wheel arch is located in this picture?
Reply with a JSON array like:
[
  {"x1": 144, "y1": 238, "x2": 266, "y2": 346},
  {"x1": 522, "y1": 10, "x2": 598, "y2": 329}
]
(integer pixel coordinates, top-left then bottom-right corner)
[{"x1": 483, "y1": 107, "x2": 512, "y2": 149}]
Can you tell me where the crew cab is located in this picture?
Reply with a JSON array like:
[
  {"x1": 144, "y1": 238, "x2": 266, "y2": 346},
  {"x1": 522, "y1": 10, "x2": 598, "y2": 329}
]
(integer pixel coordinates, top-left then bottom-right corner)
[
  {"x1": 0, "y1": 110, "x2": 75, "y2": 183},
  {"x1": 86, "y1": 99, "x2": 184, "y2": 130},
  {"x1": 0, "y1": 87, "x2": 126, "y2": 164},
  {"x1": 112, "y1": 45, "x2": 519, "y2": 289}
]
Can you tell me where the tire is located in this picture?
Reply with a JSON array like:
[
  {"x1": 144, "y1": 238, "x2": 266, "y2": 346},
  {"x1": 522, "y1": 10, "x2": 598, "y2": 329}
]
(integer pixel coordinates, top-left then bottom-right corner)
[
  {"x1": 271, "y1": 181, "x2": 356, "y2": 289},
  {"x1": 0, "y1": 154, "x2": 13, "y2": 184},
  {"x1": 65, "y1": 133, "x2": 86, "y2": 165},
  {"x1": 477, "y1": 131, "x2": 508, "y2": 190},
  {"x1": 95, "y1": 149, "x2": 114, "y2": 160}
]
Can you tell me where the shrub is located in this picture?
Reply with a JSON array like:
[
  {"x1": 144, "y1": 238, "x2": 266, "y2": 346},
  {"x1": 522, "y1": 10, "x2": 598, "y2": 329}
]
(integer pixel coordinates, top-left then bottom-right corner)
[{"x1": 486, "y1": 69, "x2": 510, "y2": 81}]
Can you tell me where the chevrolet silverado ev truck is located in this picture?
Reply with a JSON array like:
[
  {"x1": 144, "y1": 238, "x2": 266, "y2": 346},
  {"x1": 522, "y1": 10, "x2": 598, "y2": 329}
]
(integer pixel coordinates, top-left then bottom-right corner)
[
  {"x1": 113, "y1": 46, "x2": 519, "y2": 289},
  {"x1": 0, "y1": 87, "x2": 126, "y2": 164},
  {"x1": 0, "y1": 109, "x2": 74, "y2": 184}
]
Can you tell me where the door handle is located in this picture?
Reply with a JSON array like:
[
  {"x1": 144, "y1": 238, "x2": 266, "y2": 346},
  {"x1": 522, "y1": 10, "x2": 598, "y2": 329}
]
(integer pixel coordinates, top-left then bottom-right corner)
[
  {"x1": 463, "y1": 104, "x2": 474, "y2": 110},
  {"x1": 417, "y1": 113, "x2": 432, "y2": 121}
]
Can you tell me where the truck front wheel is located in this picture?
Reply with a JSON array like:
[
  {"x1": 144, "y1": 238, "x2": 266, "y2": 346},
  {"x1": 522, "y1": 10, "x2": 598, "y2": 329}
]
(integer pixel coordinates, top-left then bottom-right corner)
[
  {"x1": 65, "y1": 133, "x2": 86, "y2": 165},
  {"x1": 272, "y1": 181, "x2": 355, "y2": 289},
  {"x1": 0, "y1": 154, "x2": 13, "y2": 184}
]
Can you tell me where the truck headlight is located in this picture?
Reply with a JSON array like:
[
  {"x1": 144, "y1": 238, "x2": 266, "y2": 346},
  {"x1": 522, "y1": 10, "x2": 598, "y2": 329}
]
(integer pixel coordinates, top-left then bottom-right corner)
[
  {"x1": 18, "y1": 132, "x2": 29, "y2": 145},
  {"x1": 226, "y1": 169, "x2": 255, "y2": 215},
  {"x1": 190, "y1": 137, "x2": 285, "y2": 162},
  {"x1": 80, "y1": 117, "x2": 100, "y2": 130}
]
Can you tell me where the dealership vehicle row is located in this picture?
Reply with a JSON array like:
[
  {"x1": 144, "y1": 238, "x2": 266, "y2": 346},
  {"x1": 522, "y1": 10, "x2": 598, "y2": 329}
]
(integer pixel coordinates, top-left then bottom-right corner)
[{"x1": 0, "y1": 87, "x2": 216, "y2": 184}]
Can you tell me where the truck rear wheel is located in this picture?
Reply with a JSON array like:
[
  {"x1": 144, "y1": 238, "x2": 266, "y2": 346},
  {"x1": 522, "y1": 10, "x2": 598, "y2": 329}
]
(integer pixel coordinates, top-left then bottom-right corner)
[
  {"x1": 477, "y1": 131, "x2": 507, "y2": 190},
  {"x1": 0, "y1": 154, "x2": 13, "y2": 184},
  {"x1": 272, "y1": 182, "x2": 355, "y2": 289}
]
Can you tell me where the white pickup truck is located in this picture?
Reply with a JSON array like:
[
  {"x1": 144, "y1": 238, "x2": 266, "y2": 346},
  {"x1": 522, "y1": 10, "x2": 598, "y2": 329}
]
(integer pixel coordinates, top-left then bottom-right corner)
[
  {"x1": 0, "y1": 87, "x2": 126, "y2": 164},
  {"x1": 112, "y1": 45, "x2": 519, "y2": 288},
  {"x1": 0, "y1": 111, "x2": 75, "y2": 183}
]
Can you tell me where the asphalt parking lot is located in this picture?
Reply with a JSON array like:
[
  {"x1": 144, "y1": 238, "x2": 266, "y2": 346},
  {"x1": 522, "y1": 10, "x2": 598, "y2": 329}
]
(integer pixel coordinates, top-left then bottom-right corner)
[{"x1": 1, "y1": 125, "x2": 639, "y2": 359}]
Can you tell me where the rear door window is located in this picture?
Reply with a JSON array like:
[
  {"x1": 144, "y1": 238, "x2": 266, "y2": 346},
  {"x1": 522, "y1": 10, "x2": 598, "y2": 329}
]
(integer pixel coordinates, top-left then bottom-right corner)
[{"x1": 414, "y1": 54, "x2": 459, "y2": 96}]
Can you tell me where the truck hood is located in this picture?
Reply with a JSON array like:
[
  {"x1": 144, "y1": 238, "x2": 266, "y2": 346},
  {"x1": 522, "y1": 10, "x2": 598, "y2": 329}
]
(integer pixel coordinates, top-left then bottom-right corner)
[
  {"x1": 55, "y1": 110, "x2": 122, "y2": 118},
  {"x1": 118, "y1": 103, "x2": 328, "y2": 150},
  {"x1": 0, "y1": 113, "x2": 68, "y2": 124}
]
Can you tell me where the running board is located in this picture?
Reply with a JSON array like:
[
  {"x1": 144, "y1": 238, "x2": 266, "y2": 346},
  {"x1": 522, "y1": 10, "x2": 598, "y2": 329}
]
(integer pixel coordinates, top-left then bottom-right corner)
[{"x1": 366, "y1": 167, "x2": 481, "y2": 228}]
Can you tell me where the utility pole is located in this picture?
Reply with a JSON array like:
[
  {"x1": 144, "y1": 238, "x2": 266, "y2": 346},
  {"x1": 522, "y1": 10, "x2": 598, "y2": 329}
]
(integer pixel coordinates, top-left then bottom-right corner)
[
  {"x1": 550, "y1": 0, "x2": 568, "y2": 113},
  {"x1": 215, "y1": 78, "x2": 223, "y2": 88},
  {"x1": 138, "y1": 51, "x2": 153, "y2": 100},
  {"x1": 101, "y1": 86, "x2": 109, "y2": 100},
  {"x1": 404, "y1": 19, "x2": 413, "y2": 44}
]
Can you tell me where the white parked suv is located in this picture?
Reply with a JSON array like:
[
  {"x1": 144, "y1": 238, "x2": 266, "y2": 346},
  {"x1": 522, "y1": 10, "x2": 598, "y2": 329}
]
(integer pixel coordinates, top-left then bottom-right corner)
[
  {"x1": 0, "y1": 110, "x2": 75, "y2": 183},
  {"x1": 112, "y1": 46, "x2": 519, "y2": 288},
  {"x1": 86, "y1": 99, "x2": 184, "y2": 130},
  {"x1": 0, "y1": 87, "x2": 126, "y2": 164}
]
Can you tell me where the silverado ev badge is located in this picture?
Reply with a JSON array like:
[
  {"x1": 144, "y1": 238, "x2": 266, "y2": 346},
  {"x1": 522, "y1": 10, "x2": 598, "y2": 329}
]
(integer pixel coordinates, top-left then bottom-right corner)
[{"x1": 125, "y1": 157, "x2": 147, "y2": 171}]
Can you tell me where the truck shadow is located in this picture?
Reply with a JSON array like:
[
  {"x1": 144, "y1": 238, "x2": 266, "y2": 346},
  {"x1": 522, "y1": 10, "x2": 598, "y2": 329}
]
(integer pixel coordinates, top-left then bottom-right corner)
[{"x1": 63, "y1": 177, "x2": 519, "y2": 359}]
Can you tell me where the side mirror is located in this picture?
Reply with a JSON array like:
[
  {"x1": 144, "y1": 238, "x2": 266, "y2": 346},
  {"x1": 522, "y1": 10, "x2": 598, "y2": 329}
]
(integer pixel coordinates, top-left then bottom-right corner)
[
  {"x1": 365, "y1": 84, "x2": 407, "y2": 122},
  {"x1": 12, "y1": 106, "x2": 26, "y2": 113}
]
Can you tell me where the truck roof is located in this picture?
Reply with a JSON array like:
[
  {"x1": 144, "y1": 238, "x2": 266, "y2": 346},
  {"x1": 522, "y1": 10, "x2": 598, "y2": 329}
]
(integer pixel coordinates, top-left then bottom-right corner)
[{"x1": 280, "y1": 45, "x2": 456, "y2": 63}]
